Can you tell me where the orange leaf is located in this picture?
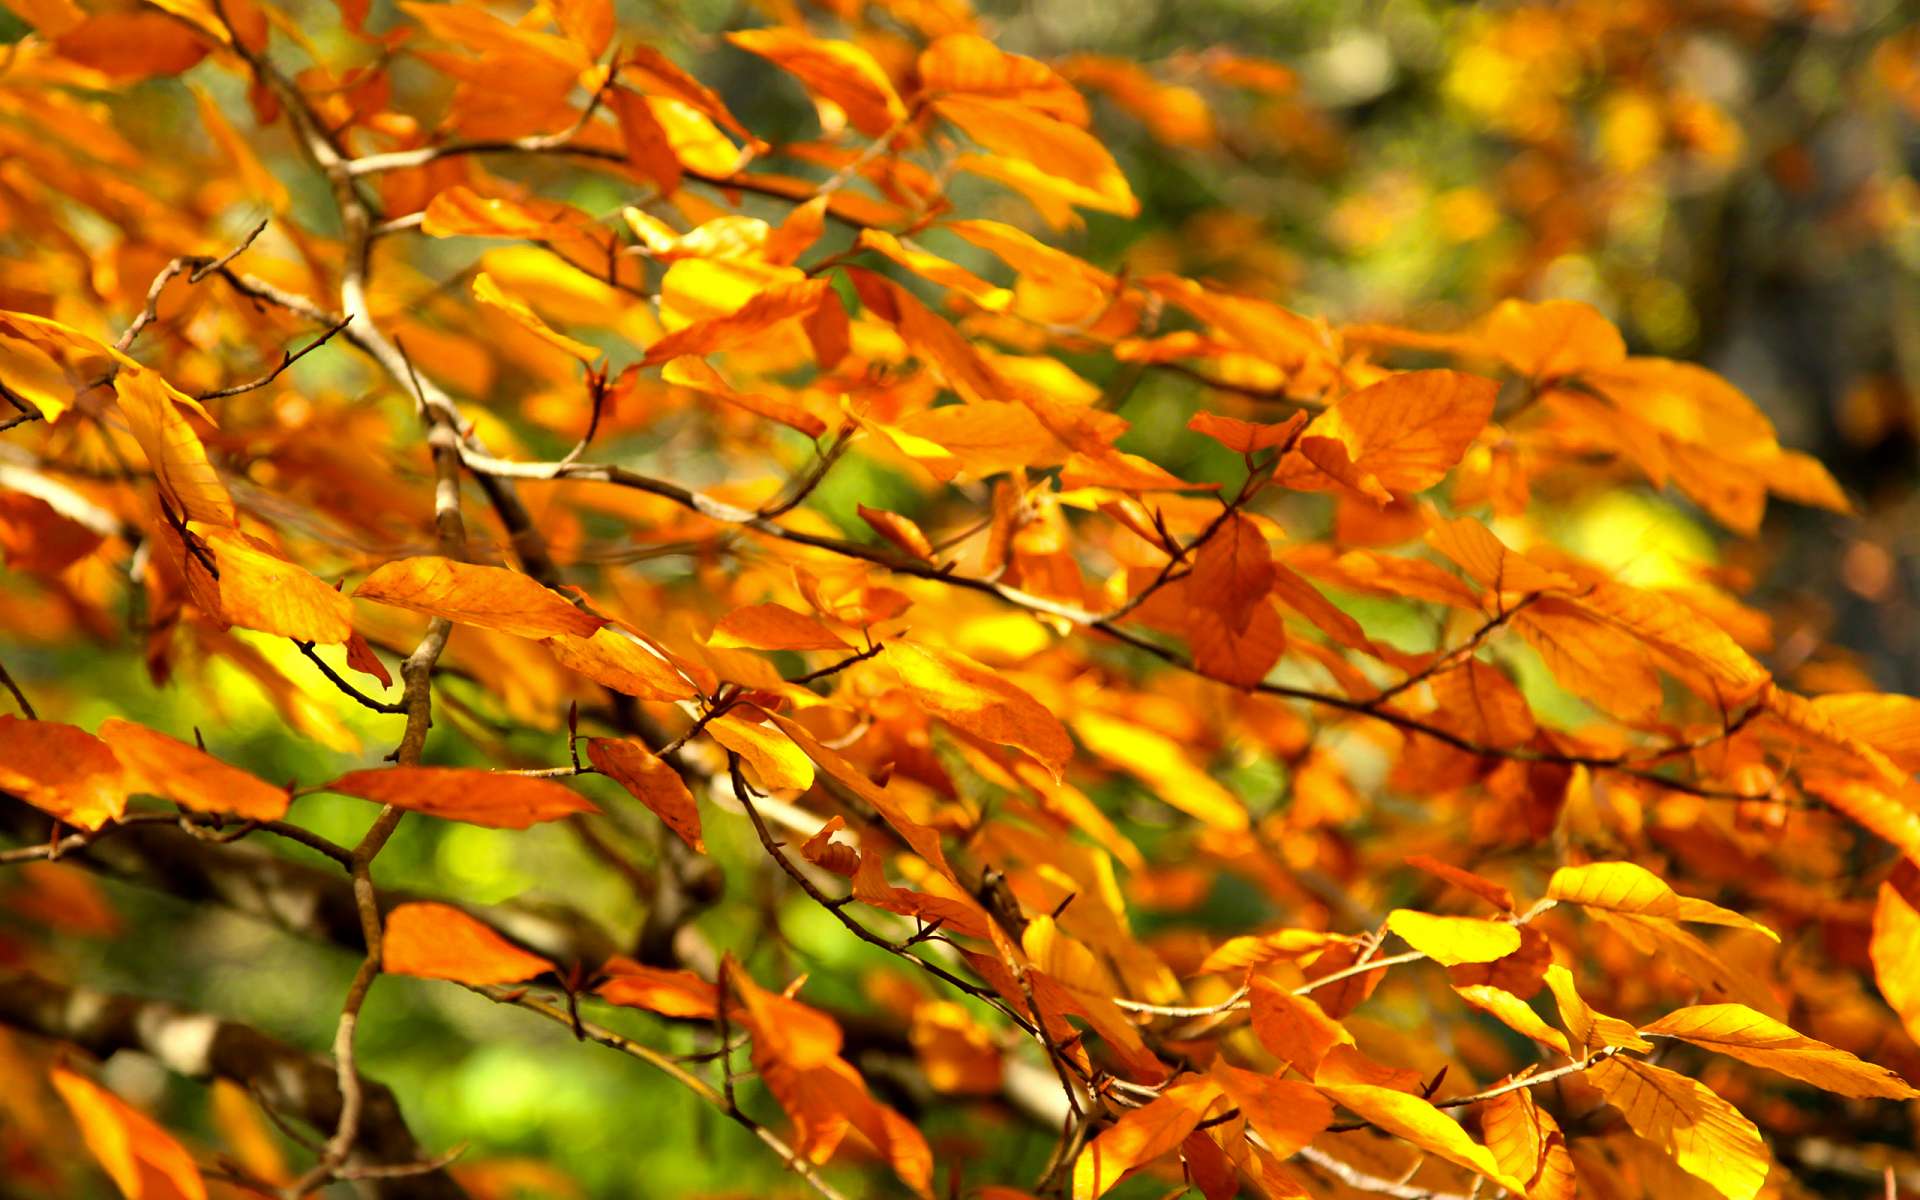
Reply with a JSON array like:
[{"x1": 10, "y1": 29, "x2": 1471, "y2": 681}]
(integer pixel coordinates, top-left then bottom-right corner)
[
  {"x1": 1186, "y1": 409, "x2": 1307, "y2": 454},
  {"x1": 0, "y1": 715, "x2": 128, "y2": 830},
  {"x1": 858, "y1": 504, "x2": 936, "y2": 561},
  {"x1": 726, "y1": 27, "x2": 906, "y2": 137},
  {"x1": 383, "y1": 901, "x2": 554, "y2": 984},
  {"x1": 345, "y1": 631, "x2": 393, "y2": 688},
  {"x1": 51, "y1": 1067, "x2": 207, "y2": 1200},
  {"x1": 1249, "y1": 978, "x2": 1351, "y2": 1074},
  {"x1": 641, "y1": 279, "x2": 829, "y2": 366},
  {"x1": 115, "y1": 367, "x2": 234, "y2": 527},
  {"x1": 596, "y1": 957, "x2": 720, "y2": 1017},
  {"x1": 585, "y1": 737, "x2": 703, "y2": 851},
  {"x1": 322, "y1": 766, "x2": 597, "y2": 828},
  {"x1": 546, "y1": 626, "x2": 701, "y2": 701},
  {"x1": 1072, "y1": 1079, "x2": 1222, "y2": 1199},
  {"x1": 1188, "y1": 513, "x2": 1273, "y2": 633},
  {"x1": 890, "y1": 641, "x2": 1073, "y2": 778},
  {"x1": 710, "y1": 602, "x2": 849, "y2": 652},
  {"x1": 356, "y1": 556, "x2": 604, "y2": 639},
  {"x1": 1280, "y1": 370, "x2": 1496, "y2": 496},
  {"x1": 1209, "y1": 1063, "x2": 1333, "y2": 1156},
  {"x1": 98, "y1": 718, "x2": 288, "y2": 821},
  {"x1": 197, "y1": 525, "x2": 353, "y2": 644},
  {"x1": 1483, "y1": 298, "x2": 1626, "y2": 379}
]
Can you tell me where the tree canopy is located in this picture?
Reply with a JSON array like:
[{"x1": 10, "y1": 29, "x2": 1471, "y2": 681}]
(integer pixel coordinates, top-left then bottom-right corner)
[{"x1": 2, "y1": 1, "x2": 1919, "y2": 1198}]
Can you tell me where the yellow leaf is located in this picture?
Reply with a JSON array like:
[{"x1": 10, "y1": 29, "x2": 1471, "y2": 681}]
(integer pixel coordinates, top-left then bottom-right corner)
[
  {"x1": 1454, "y1": 984, "x2": 1570, "y2": 1055},
  {"x1": 51, "y1": 1067, "x2": 207, "y2": 1200},
  {"x1": 857, "y1": 230, "x2": 1012, "y2": 311},
  {"x1": 322, "y1": 766, "x2": 597, "y2": 828},
  {"x1": 890, "y1": 641, "x2": 1073, "y2": 779},
  {"x1": 0, "y1": 715, "x2": 128, "y2": 830},
  {"x1": 1385, "y1": 909, "x2": 1521, "y2": 966},
  {"x1": 1587, "y1": 1056, "x2": 1767, "y2": 1200},
  {"x1": 1810, "y1": 692, "x2": 1920, "y2": 772},
  {"x1": 586, "y1": 737, "x2": 702, "y2": 851},
  {"x1": 383, "y1": 901, "x2": 554, "y2": 984},
  {"x1": 115, "y1": 367, "x2": 234, "y2": 526},
  {"x1": 98, "y1": 718, "x2": 288, "y2": 821},
  {"x1": 356, "y1": 556, "x2": 604, "y2": 640},
  {"x1": 545, "y1": 626, "x2": 701, "y2": 701},
  {"x1": 1546, "y1": 862, "x2": 1777, "y2": 940},
  {"x1": 472, "y1": 272, "x2": 601, "y2": 362},
  {"x1": 1071, "y1": 710, "x2": 1246, "y2": 829},
  {"x1": 197, "y1": 524, "x2": 352, "y2": 644},
  {"x1": 709, "y1": 708, "x2": 815, "y2": 791},
  {"x1": 421, "y1": 186, "x2": 591, "y2": 241},
  {"x1": 1873, "y1": 868, "x2": 1920, "y2": 1047},
  {"x1": 1314, "y1": 1052, "x2": 1526, "y2": 1192},
  {"x1": 1072, "y1": 1079, "x2": 1222, "y2": 1200},
  {"x1": 1573, "y1": 581, "x2": 1770, "y2": 700},
  {"x1": 1543, "y1": 964, "x2": 1652, "y2": 1054},
  {"x1": 1640, "y1": 1003, "x2": 1917, "y2": 1098}
]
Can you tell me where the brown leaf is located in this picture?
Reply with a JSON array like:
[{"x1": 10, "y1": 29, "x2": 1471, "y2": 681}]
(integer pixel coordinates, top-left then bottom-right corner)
[{"x1": 585, "y1": 737, "x2": 703, "y2": 851}]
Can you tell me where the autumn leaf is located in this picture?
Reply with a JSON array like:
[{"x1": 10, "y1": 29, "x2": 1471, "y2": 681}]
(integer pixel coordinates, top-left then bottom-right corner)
[
  {"x1": 1873, "y1": 866, "x2": 1920, "y2": 1048},
  {"x1": 708, "y1": 709, "x2": 816, "y2": 791},
  {"x1": 1587, "y1": 1056, "x2": 1768, "y2": 1200},
  {"x1": 383, "y1": 901, "x2": 554, "y2": 984},
  {"x1": 1546, "y1": 862, "x2": 1778, "y2": 939},
  {"x1": 356, "y1": 557, "x2": 604, "y2": 639},
  {"x1": 1071, "y1": 710, "x2": 1246, "y2": 829},
  {"x1": 857, "y1": 504, "x2": 936, "y2": 561},
  {"x1": 51, "y1": 1067, "x2": 207, "y2": 1200},
  {"x1": 0, "y1": 715, "x2": 129, "y2": 830},
  {"x1": 546, "y1": 626, "x2": 701, "y2": 701},
  {"x1": 1278, "y1": 370, "x2": 1497, "y2": 497},
  {"x1": 585, "y1": 737, "x2": 703, "y2": 851},
  {"x1": 1188, "y1": 513, "x2": 1274, "y2": 633},
  {"x1": 1209, "y1": 1063, "x2": 1333, "y2": 1156},
  {"x1": 1314, "y1": 1049, "x2": 1526, "y2": 1192},
  {"x1": 890, "y1": 641, "x2": 1073, "y2": 778},
  {"x1": 322, "y1": 766, "x2": 597, "y2": 828},
  {"x1": 1640, "y1": 1004, "x2": 1918, "y2": 1098},
  {"x1": 115, "y1": 367, "x2": 235, "y2": 527},
  {"x1": 98, "y1": 718, "x2": 288, "y2": 821},
  {"x1": 1249, "y1": 978, "x2": 1351, "y2": 1073},
  {"x1": 1072, "y1": 1079, "x2": 1222, "y2": 1200},
  {"x1": 1483, "y1": 298, "x2": 1626, "y2": 379},
  {"x1": 196, "y1": 524, "x2": 353, "y2": 644},
  {"x1": 641, "y1": 279, "x2": 830, "y2": 366},
  {"x1": 710, "y1": 602, "x2": 849, "y2": 652},
  {"x1": 596, "y1": 958, "x2": 720, "y2": 1018},
  {"x1": 472, "y1": 272, "x2": 601, "y2": 362},
  {"x1": 1384, "y1": 909, "x2": 1521, "y2": 965},
  {"x1": 726, "y1": 27, "x2": 907, "y2": 137}
]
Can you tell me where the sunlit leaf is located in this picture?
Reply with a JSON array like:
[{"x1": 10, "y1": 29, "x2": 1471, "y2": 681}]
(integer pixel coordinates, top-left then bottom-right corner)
[
  {"x1": 585, "y1": 737, "x2": 703, "y2": 852},
  {"x1": 98, "y1": 718, "x2": 288, "y2": 821},
  {"x1": 384, "y1": 901, "x2": 555, "y2": 984},
  {"x1": 356, "y1": 557, "x2": 604, "y2": 639},
  {"x1": 322, "y1": 766, "x2": 597, "y2": 828}
]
